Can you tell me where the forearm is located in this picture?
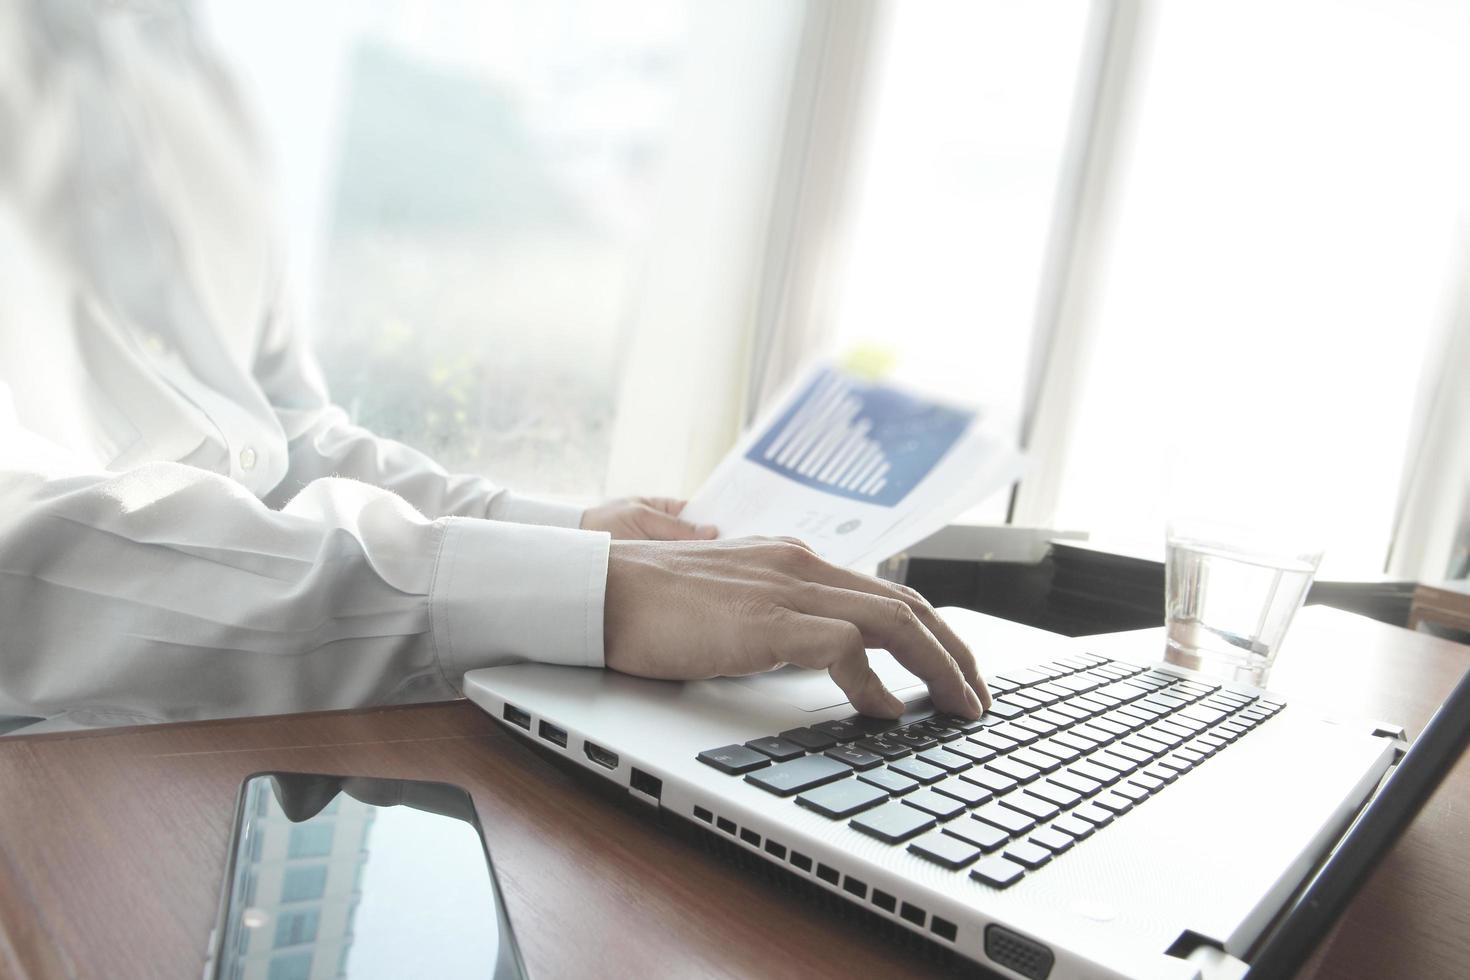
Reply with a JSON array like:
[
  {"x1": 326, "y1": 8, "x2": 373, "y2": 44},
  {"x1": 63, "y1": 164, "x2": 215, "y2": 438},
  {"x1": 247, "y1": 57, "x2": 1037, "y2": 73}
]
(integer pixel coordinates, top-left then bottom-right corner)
[{"x1": 0, "y1": 460, "x2": 608, "y2": 727}]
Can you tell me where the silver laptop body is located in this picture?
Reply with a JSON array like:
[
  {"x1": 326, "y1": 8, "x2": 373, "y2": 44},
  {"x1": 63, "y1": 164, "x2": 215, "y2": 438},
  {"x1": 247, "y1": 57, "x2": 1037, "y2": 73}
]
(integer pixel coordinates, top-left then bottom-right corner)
[{"x1": 463, "y1": 608, "x2": 1399, "y2": 980}]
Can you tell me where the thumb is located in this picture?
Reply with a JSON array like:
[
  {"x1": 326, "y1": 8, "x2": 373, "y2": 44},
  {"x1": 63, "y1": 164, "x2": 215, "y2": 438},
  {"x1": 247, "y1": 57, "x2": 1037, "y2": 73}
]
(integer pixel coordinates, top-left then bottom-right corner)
[{"x1": 636, "y1": 506, "x2": 717, "y2": 541}]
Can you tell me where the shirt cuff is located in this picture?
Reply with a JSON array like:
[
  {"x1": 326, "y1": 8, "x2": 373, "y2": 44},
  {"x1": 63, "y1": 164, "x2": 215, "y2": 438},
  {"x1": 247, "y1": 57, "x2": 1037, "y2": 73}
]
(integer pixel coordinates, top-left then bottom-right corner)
[
  {"x1": 430, "y1": 517, "x2": 610, "y2": 688},
  {"x1": 485, "y1": 490, "x2": 587, "y2": 529}
]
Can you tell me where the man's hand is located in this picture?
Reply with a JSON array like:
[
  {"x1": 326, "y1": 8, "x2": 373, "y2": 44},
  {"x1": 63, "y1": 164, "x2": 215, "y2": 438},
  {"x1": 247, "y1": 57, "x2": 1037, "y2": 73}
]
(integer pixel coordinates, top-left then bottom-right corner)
[
  {"x1": 603, "y1": 536, "x2": 990, "y2": 719},
  {"x1": 581, "y1": 497, "x2": 718, "y2": 541}
]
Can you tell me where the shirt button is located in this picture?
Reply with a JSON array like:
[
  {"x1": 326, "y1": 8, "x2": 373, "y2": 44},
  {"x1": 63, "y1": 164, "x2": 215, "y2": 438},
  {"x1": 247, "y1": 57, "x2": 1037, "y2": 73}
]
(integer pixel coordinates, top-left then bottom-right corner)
[{"x1": 239, "y1": 447, "x2": 258, "y2": 471}]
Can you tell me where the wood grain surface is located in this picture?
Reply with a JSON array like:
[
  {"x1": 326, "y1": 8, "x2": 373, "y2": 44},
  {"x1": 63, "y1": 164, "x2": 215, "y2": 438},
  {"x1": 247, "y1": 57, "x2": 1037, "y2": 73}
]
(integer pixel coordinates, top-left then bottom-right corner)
[{"x1": 0, "y1": 605, "x2": 1465, "y2": 979}]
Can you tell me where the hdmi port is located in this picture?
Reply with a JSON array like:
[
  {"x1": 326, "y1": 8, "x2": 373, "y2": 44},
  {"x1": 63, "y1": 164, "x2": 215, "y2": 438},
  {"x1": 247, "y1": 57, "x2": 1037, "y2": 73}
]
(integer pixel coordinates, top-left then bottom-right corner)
[{"x1": 583, "y1": 741, "x2": 619, "y2": 770}]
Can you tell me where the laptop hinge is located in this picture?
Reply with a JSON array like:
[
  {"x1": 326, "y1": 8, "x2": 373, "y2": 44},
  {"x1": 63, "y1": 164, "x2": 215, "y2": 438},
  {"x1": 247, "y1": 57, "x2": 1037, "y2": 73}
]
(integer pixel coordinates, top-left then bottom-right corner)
[
  {"x1": 1184, "y1": 944, "x2": 1251, "y2": 980},
  {"x1": 1369, "y1": 722, "x2": 1408, "y2": 761}
]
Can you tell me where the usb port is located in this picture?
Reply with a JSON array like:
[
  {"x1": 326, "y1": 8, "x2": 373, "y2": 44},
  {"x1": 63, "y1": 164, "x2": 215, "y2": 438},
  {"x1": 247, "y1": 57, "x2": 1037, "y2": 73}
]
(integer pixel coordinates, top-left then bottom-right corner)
[
  {"x1": 502, "y1": 703, "x2": 530, "y2": 730},
  {"x1": 538, "y1": 720, "x2": 567, "y2": 748},
  {"x1": 583, "y1": 741, "x2": 619, "y2": 770}
]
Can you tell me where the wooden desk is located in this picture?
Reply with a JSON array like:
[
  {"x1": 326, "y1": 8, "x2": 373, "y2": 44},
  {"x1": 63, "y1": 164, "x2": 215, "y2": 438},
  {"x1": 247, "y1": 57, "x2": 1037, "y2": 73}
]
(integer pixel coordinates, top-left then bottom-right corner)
[{"x1": 1, "y1": 606, "x2": 1466, "y2": 979}]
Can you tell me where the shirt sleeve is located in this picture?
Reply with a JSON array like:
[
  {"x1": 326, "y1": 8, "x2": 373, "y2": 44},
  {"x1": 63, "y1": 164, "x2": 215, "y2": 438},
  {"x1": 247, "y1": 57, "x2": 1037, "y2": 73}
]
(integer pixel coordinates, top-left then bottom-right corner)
[
  {"x1": 0, "y1": 411, "x2": 609, "y2": 729},
  {"x1": 250, "y1": 281, "x2": 585, "y2": 528}
]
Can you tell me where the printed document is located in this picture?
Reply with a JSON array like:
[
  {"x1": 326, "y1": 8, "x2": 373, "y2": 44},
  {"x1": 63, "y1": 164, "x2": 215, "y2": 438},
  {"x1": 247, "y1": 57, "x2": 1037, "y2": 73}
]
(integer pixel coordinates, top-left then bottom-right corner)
[{"x1": 681, "y1": 364, "x2": 1025, "y2": 567}]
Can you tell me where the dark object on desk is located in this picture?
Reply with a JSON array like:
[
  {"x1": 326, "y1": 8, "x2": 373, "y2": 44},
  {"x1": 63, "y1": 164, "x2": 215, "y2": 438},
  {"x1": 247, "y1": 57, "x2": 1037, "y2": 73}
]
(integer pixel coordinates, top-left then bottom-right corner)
[
  {"x1": 897, "y1": 535, "x2": 1417, "y2": 636},
  {"x1": 207, "y1": 772, "x2": 527, "y2": 980}
]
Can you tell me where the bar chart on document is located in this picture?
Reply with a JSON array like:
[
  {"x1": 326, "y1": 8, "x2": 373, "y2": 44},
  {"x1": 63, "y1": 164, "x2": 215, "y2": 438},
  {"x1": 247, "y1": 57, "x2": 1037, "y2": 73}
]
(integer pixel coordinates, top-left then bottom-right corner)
[
  {"x1": 746, "y1": 369, "x2": 974, "y2": 507},
  {"x1": 680, "y1": 363, "x2": 1012, "y2": 566}
]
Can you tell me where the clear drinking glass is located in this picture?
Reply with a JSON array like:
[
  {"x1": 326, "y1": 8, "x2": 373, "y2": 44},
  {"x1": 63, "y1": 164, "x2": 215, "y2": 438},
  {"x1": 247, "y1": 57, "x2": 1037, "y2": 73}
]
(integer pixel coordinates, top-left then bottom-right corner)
[{"x1": 1164, "y1": 520, "x2": 1323, "y2": 686}]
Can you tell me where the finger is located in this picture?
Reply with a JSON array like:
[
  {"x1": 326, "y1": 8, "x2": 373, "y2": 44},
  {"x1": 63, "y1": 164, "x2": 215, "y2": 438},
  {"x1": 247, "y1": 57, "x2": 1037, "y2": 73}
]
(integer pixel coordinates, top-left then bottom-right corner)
[
  {"x1": 772, "y1": 613, "x2": 903, "y2": 718},
  {"x1": 640, "y1": 497, "x2": 689, "y2": 516},
  {"x1": 634, "y1": 505, "x2": 716, "y2": 541},
  {"x1": 794, "y1": 564, "x2": 989, "y2": 711},
  {"x1": 790, "y1": 584, "x2": 980, "y2": 719}
]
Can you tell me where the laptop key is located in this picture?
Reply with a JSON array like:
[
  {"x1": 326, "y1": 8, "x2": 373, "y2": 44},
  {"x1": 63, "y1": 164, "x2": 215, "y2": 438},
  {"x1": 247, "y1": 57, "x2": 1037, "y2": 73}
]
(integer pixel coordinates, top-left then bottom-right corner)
[
  {"x1": 999, "y1": 792, "x2": 1061, "y2": 822},
  {"x1": 946, "y1": 739, "x2": 997, "y2": 764},
  {"x1": 855, "y1": 737, "x2": 911, "y2": 760},
  {"x1": 780, "y1": 726, "x2": 837, "y2": 751},
  {"x1": 1048, "y1": 770, "x2": 1103, "y2": 797},
  {"x1": 1112, "y1": 781, "x2": 1149, "y2": 804},
  {"x1": 825, "y1": 744, "x2": 885, "y2": 771},
  {"x1": 985, "y1": 699, "x2": 1027, "y2": 720},
  {"x1": 961, "y1": 767, "x2": 1018, "y2": 796},
  {"x1": 889, "y1": 757, "x2": 946, "y2": 784},
  {"x1": 888, "y1": 730, "x2": 938, "y2": 751},
  {"x1": 796, "y1": 778, "x2": 888, "y2": 818},
  {"x1": 1051, "y1": 815, "x2": 1095, "y2": 840},
  {"x1": 1013, "y1": 716, "x2": 1059, "y2": 738},
  {"x1": 1128, "y1": 771, "x2": 1166, "y2": 794},
  {"x1": 1003, "y1": 840, "x2": 1053, "y2": 869},
  {"x1": 850, "y1": 801, "x2": 936, "y2": 843},
  {"x1": 1010, "y1": 748, "x2": 1061, "y2": 774},
  {"x1": 1092, "y1": 791, "x2": 1134, "y2": 815},
  {"x1": 987, "y1": 757, "x2": 1042, "y2": 784},
  {"x1": 1069, "y1": 760, "x2": 1120, "y2": 786},
  {"x1": 970, "y1": 855, "x2": 1027, "y2": 889},
  {"x1": 909, "y1": 830, "x2": 982, "y2": 869},
  {"x1": 1094, "y1": 748, "x2": 1144, "y2": 772},
  {"x1": 917, "y1": 748, "x2": 974, "y2": 773},
  {"x1": 944, "y1": 817, "x2": 1009, "y2": 852},
  {"x1": 974, "y1": 802, "x2": 1036, "y2": 835},
  {"x1": 745, "y1": 754, "x2": 851, "y2": 796},
  {"x1": 745, "y1": 736, "x2": 806, "y2": 761},
  {"x1": 1072, "y1": 803, "x2": 1115, "y2": 828},
  {"x1": 860, "y1": 766, "x2": 920, "y2": 795},
  {"x1": 903, "y1": 788, "x2": 967, "y2": 820},
  {"x1": 1053, "y1": 731, "x2": 1099, "y2": 753},
  {"x1": 935, "y1": 713, "x2": 986, "y2": 735},
  {"x1": 1143, "y1": 764, "x2": 1179, "y2": 784},
  {"x1": 697, "y1": 744, "x2": 771, "y2": 775},
  {"x1": 1031, "y1": 739, "x2": 1082, "y2": 764},
  {"x1": 1052, "y1": 706, "x2": 1095, "y2": 728},
  {"x1": 1124, "y1": 735, "x2": 1170, "y2": 757},
  {"x1": 1027, "y1": 780, "x2": 1082, "y2": 809},
  {"x1": 812, "y1": 718, "x2": 865, "y2": 742},
  {"x1": 932, "y1": 774, "x2": 992, "y2": 807},
  {"x1": 973, "y1": 730, "x2": 1020, "y2": 754},
  {"x1": 991, "y1": 723, "x2": 1039, "y2": 746},
  {"x1": 1090, "y1": 717, "x2": 1133, "y2": 738},
  {"x1": 1029, "y1": 827, "x2": 1075, "y2": 854},
  {"x1": 1072, "y1": 724, "x2": 1115, "y2": 745}
]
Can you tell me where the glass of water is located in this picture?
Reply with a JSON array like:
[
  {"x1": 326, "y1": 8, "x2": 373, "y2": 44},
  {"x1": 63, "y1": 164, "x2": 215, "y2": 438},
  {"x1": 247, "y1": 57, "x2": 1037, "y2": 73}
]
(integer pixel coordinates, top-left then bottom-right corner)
[{"x1": 1164, "y1": 520, "x2": 1323, "y2": 686}]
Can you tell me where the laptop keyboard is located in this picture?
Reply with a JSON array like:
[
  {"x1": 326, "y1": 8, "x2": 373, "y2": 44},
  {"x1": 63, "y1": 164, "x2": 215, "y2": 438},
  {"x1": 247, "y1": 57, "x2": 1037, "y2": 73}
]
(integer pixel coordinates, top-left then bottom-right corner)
[{"x1": 696, "y1": 653, "x2": 1285, "y2": 890}]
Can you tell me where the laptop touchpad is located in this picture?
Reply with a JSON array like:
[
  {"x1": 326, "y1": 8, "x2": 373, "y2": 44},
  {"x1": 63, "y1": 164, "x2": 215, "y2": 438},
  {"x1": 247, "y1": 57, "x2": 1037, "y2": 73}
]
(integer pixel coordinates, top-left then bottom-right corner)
[{"x1": 722, "y1": 651, "x2": 927, "y2": 712}]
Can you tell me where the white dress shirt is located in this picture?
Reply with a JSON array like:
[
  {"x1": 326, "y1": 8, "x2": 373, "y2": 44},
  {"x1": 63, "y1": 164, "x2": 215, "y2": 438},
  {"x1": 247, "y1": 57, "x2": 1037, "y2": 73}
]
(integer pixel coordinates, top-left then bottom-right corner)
[{"x1": 0, "y1": 1, "x2": 609, "y2": 733}]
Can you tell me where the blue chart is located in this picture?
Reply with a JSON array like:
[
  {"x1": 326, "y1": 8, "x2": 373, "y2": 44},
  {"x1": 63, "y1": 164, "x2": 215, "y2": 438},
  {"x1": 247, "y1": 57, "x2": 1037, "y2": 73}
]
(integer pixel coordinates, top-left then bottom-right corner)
[{"x1": 746, "y1": 369, "x2": 974, "y2": 507}]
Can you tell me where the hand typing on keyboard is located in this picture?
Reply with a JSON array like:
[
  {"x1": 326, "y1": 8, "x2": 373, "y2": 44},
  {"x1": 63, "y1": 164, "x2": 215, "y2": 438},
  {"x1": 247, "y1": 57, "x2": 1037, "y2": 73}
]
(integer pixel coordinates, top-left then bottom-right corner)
[{"x1": 603, "y1": 536, "x2": 989, "y2": 719}]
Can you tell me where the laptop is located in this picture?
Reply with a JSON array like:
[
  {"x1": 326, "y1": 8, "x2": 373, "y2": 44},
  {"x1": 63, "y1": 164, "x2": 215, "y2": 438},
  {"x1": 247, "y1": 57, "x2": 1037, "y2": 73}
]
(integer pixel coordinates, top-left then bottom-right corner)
[{"x1": 462, "y1": 607, "x2": 1468, "y2": 979}]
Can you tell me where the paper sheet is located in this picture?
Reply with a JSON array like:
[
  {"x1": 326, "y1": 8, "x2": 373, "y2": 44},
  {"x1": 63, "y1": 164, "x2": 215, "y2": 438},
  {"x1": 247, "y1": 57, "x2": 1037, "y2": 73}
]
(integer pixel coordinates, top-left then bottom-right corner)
[{"x1": 682, "y1": 363, "x2": 1025, "y2": 567}]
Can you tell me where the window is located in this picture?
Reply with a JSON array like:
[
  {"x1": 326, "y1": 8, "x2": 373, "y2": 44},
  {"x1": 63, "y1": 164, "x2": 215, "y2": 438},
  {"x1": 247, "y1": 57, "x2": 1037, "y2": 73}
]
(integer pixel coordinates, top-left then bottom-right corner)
[
  {"x1": 1045, "y1": 0, "x2": 1470, "y2": 574},
  {"x1": 210, "y1": 0, "x2": 807, "y2": 502},
  {"x1": 828, "y1": 0, "x2": 1093, "y2": 522},
  {"x1": 287, "y1": 823, "x2": 335, "y2": 860},
  {"x1": 274, "y1": 908, "x2": 321, "y2": 949},
  {"x1": 281, "y1": 865, "x2": 328, "y2": 903},
  {"x1": 266, "y1": 951, "x2": 313, "y2": 980}
]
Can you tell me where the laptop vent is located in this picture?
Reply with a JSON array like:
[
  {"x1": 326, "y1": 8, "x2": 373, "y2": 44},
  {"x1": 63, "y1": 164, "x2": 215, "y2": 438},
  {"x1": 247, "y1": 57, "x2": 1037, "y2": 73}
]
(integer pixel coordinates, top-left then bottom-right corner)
[
  {"x1": 694, "y1": 804, "x2": 961, "y2": 947},
  {"x1": 985, "y1": 924, "x2": 1054, "y2": 980}
]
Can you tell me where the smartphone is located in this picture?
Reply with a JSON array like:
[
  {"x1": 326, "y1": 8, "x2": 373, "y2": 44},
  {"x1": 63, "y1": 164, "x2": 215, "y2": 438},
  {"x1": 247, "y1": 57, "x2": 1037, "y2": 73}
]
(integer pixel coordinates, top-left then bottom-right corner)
[{"x1": 205, "y1": 772, "x2": 529, "y2": 980}]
